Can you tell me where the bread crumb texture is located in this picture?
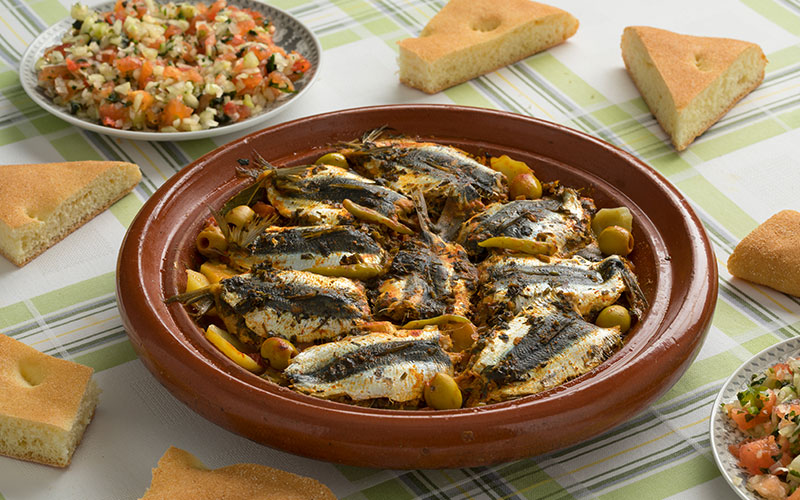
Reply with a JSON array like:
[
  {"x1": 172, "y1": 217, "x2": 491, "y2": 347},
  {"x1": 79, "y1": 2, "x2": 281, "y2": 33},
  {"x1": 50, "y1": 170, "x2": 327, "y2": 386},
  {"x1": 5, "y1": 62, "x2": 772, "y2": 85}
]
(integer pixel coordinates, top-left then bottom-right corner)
[
  {"x1": 621, "y1": 26, "x2": 766, "y2": 150},
  {"x1": 398, "y1": 0, "x2": 578, "y2": 94},
  {"x1": 139, "y1": 446, "x2": 337, "y2": 500},
  {"x1": 0, "y1": 161, "x2": 141, "y2": 266},
  {"x1": 0, "y1": 334, "x2": 99, "y2": 467},
  {"x1": 727, "y1": 210, "x2": 800, "y2": 297}
]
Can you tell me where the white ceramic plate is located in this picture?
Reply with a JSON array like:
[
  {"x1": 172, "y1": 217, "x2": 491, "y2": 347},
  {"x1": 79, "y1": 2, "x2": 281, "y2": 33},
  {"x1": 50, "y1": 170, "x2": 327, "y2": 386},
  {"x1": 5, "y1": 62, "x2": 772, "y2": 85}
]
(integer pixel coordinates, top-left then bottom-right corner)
[
  {"x1": 19, "y1": 0, "x2": 321, "y2": 141},
  {"x1": 711, "y1": 337, "x2": 800, "y2": 500}
]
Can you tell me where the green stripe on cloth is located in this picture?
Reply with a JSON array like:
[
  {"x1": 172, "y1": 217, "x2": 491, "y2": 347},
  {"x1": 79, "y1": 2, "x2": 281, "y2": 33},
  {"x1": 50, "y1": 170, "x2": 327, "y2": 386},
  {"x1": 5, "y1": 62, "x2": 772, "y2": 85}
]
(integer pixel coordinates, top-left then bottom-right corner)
[
  {"x1": 0, "y1": 70, "x2": 18, "y2": 88},
  {"x1": 30, "y1": 272, "x2": 115, "y2": 315},
  {"x1": 658, "y1": 351, "x2": 743, "y2": 403},
  {"x1": 648, "y1": 154, "x2": 692, "y2": 178},
  {"x1": 690, "y1": 119, "x2": 786, "y2": 161},
  {"x1": 597, "y1": 455, "x2": 718, "y2": 500},
  {"x1": 675, "y1": 176, "x2": 757, "y2": 239},
  {"x1": 4, "y1": 90, "x2": 40, "y2": 118},
  {"x1": 364, "y1": 16, "x2": 402, "y2": 37},
  {"x1": 109, "y1": 191, "x2": 144, "y2": 228},
  {"x1": 743, "y1": 332, "x2": 784, "y2": 355},
  {"x1": 592, "y1": 105, "x2": 632, "y2": 127},
  {"x1": 27, "y1": 0, "x2": 68, "y2": 25},
  {"x1": 741, "y1": 0, "x2": 800, "y2": 36},
  {"x1": 445, "y1": 82, "x2": 496, "y2": 108},
  {"x1": 50, "y1": 133, "x2": 103, "y2": 161},
  {"x1": 713, "y1": 299, "x2": 758, "y2": 338},
  {"x1": 177, "y1": 138, "x2": 217, "y2": 160},
  {"x1": 335, "y1": 464, "x2": 381, "y2": 482},
  {"x1": 31, "y1": 115, "x2": 71, "y2": 135},
  {"x1": 357, "y1": 479, "x2": 414, "y2": 500},
  {"x1": 320, "y1": 29, "x2": 361, "y2": 50},
  {"x1": 73, "y1": 339, "x2": 138, "y2": 372},
  {"x1": 0, "y1": 126, "x2": 25, "y2": 146},
  {"x1": 525, "y1": 53, "x2": 607, "y2": 108},
  {"x1": 0, "y1": 302, "x2": 33, "y2": 329},
  {"x1": 776, "y1": 106, "x2": 800, "y2": 128},
  {"x1": 765, "y1": 45, "x2": 800, "y2": 73},
  {"x1": 269, "y1": 0, "x2": 315, "y2": 8},
  {"x1": 500, "y1": 460, "x2": 572, "y2": 499}
]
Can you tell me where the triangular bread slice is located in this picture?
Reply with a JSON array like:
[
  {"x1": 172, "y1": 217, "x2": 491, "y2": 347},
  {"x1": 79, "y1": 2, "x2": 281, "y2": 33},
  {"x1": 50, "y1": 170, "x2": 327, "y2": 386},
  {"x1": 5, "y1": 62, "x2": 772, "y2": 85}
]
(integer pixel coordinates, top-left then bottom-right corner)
[
  {"x1": 0, "y1": 161, "x2": 141, "y2": 266},
  {"x1": 139, "y1": 447, "x2": 336, "y2": 500},
  {"x1": 621, "y1": 26, "x2": 766, "y2": 151},
  {"x1": 398, "y1": 0, "x2": 579, "y2": 94},
  {"x1": 728, "y1": 210, "x2": 800, "y2": 297}
]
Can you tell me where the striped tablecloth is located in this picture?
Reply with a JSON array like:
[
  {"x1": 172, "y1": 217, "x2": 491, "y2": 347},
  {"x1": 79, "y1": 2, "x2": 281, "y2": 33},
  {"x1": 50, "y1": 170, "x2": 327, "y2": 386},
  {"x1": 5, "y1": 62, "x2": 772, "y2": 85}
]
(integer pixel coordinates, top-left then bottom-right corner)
[{"x1": 2, "y1": 0, "x2": 800, "y2": 498}]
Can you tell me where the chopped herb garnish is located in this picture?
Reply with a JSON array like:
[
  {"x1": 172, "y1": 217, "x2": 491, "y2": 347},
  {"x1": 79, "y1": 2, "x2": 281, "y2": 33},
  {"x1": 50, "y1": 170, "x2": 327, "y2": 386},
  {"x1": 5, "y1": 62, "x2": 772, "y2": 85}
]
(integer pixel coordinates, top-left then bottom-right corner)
[
  {"x1": 107, "y1": 91, "x2": 121, "y2": 103},
  {"x1": 72, "y1": 20, "x2": 83, "y2": 30},
  {"x1": 237, "y1": 158, "x2": 250, "y2": 166},
  {"x1": 266, "y1": 54, "x2": 277, "y2": 73}
]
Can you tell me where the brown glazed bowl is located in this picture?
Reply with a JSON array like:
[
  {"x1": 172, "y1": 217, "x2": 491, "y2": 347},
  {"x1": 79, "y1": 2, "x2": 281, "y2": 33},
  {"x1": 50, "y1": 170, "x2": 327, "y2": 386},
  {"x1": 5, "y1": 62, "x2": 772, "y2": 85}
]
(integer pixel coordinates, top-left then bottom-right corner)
[{"x1": 117, "y1": 104, "x2": 717, "y2": 469}]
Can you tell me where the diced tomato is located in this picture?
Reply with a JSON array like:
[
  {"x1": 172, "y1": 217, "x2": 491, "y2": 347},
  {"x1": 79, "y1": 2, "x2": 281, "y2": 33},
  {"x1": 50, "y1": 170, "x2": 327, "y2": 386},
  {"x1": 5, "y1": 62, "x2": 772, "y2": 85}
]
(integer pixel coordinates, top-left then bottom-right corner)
[
  {"x1": 737, "y1": 436, "x2": 782, "y2": 476},
  {"x1": 99, "y1": 103, "x2": 127, "y2": 128},
  {"x1": 203, "y1": 32, "x2": 216, "y2": 56},
  {"x1": 127, "y1": 90, "x2": 154, "y2": 111},
  {"x1": 223, "y1": 101, "x2": 250, "y2": 122},
  {"x1": 164, "y1": 24, "x2": 182, "y2": 38},
  {"x1": 240, "y1": 72, "x2": 262, "y2": 90},
  {"x1": 65, "y1": 58, "x2": 89, "y2": 73},
  {"x1": 115, "y1": 56, "x2": 142, "y2": 75},
  {"x1": 163, "y1": 66, "x2": 182, "y2": 80},
  {"x1": 728, "y1": 391, "x2": 777, "y2": 431},
  {"x1": 43, "y1": 43, "x2": 70, "y2": 58},
  {"x1": 138, "y1": 60, "x2": 153, "y2": 89},
  {"x1": 98, "y1": 50, "x2": 116, "y2": 64},
  {"x1": 291, "y1": 57, "x2": 311, "y2": 75},
  {"x1": 240, "y1": 8, "x2": 263, "y2": 25},
  {"x1": 206, "y1": 0, "x2": 226, "y2": 20},
  {"x1": 230, "y1": 34, "x2": 245, "y2": 46},
  {"x1": 773, "y1": 363, "x2": 792, "y2": 382},
  {"x1": 37, "y1": 65, "x2": 70, "y2": 82},
  {"x1": 232, "y1": 18, "x2": 255, "y2": 35},
  {"x1": 161, "y1": 98, "x2": 193, "y2": 127},
  {"x1": 182, "y1": 68, "x2": 203, "y2": 83}
]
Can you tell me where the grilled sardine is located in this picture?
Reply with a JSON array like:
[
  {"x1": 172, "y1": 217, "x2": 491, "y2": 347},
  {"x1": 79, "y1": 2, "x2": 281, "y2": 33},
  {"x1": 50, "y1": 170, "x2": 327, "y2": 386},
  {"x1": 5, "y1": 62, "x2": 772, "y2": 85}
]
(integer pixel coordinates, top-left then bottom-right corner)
[
  {"x1": 266, "y1": 163, "x2": 414, "y2": 227},
  {"x1": 214, "y1": 268, "x2": 372, "y2": 344},
  {"x1": 468, "y1": 300, "x2": 622, "y2": 404},
  {"x1": 373, "y1": 193, "x2": 477, "y2": 323},
  {"x1": 285, "y1": 327, "x2": 452, "y2": 402},
  {"x1": 456, "y1": 188, "x2": 594, "y2": 258},
  {"x1": 475, "y1": 253, "x2": 647, "y2": 324},
  {"x1": 227, "y1": 224, "x2": 386, "y2": 279},
  {"x1": 340, "y1": 134, "x2": 506, "y2": 210}
]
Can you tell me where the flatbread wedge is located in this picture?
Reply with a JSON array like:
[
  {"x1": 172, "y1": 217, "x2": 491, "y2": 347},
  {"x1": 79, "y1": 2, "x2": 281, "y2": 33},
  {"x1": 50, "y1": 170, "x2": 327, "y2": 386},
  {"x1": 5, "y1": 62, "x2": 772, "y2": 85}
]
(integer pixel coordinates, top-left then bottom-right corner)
[
  {"x1": 0, "y1": 333, "x2": 100, "y2": 467},
  {"x1": 0, "y1": 161, "x2": 141, "y2": 266},
  {"x1": 139, "y1": 447, "x2": 336, "y2": 500},
  {"x1": 398, "y1": 0, "x2": 578, "y2": 94},
  {"x1": 621, "y1": 26, "x2": 766, "y2": 151},
  {"x1": 727, "y1": 210, "x2": 800, "y2": 297}
]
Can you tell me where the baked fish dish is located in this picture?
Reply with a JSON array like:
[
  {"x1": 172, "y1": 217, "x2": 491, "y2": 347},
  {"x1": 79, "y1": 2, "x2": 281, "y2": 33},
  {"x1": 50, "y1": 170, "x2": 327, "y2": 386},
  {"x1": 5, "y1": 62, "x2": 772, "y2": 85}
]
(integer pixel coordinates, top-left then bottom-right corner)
[{"x1": 168, "y1": 129, "x2": 649, "y2": 410}]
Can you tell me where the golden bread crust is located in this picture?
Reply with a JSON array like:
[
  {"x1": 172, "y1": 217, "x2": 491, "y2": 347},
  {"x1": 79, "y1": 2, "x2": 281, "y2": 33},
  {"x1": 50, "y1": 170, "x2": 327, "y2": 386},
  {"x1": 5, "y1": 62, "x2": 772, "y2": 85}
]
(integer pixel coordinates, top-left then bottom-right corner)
[
  {"x1": 139, "y1": 447, "x2": 337, "y2": 500},
  {"x1": 728, "y1": 210, "x2": 800, "y2": 297}
]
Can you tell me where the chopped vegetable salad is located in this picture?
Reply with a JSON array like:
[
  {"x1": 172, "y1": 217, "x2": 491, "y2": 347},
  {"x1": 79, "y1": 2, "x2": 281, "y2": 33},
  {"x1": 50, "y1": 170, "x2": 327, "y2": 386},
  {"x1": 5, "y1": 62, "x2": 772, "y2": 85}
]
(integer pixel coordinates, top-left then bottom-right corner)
[
  {"x1": 36, "y1": 0, "x2": 311, "y2": 132},
  {"x1": 725, "y1": 358, "x2": 800, "y2": 500}
]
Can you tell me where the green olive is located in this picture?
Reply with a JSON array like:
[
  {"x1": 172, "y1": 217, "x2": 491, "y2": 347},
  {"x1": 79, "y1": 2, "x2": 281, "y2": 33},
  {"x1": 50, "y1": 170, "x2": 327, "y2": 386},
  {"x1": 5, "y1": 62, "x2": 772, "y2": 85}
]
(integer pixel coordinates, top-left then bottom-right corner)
[
  {"x1": 597, "y1": 225, "x2": 634, "y2": 256},
  {"x1": 509, "y1": 172, "x2": 543, "y2": 200},
  {"x1": 260, "y1": 337, "x2": 298, "y2": 371},
  {"x1": 449, "y1": 321, "x2": 477, "y2": 352},
  {"x1": 592, "y1": 207, "x2": 633, "y2": 234},
  {"x1": 314, "y1": 152, "x2": 349, "y2": 168},
  {"x1": 595, "y1": 305, "x2": 632, "y2": 334},
  {"x1": 424, "y1": 373, "x2": 463, "y2": 410}
]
